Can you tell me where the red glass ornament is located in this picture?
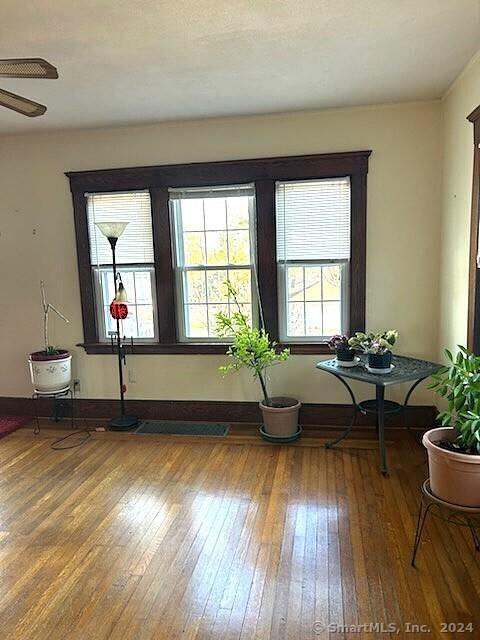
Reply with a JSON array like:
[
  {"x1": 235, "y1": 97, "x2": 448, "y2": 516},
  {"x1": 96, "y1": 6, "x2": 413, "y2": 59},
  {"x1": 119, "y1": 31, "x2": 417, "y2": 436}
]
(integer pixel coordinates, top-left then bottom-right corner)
[{"x1": 110, "y1": 300, "x2": 128, "y2": 320}]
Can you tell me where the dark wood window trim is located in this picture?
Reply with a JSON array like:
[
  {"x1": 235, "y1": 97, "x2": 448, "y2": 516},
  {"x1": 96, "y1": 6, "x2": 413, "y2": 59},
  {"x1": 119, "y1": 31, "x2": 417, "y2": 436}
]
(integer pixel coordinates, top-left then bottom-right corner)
[
  {"x1": 67, "y1": 151, "x2": 371, "y2": 355},
  {"x1": 468, "y1": 106, "x2": 480, "y2": 353}
]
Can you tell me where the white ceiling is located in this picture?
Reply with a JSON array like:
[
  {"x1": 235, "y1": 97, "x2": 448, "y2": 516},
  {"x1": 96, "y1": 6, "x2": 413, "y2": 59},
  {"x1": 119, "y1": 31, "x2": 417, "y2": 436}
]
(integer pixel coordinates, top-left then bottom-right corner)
[{"x1": 1, "y1": 0, "x2": 479, "y2": 134}]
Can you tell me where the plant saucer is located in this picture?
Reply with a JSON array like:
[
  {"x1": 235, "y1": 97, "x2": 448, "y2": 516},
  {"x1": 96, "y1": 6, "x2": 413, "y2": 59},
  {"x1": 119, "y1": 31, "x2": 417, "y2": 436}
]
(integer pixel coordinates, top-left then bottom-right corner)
[
  {"x1": 365, "y1": 364, "x2": 395, "y2": 375},
  {"x1": 336, "y1": 356, "x2": 361, "y2": 368}
]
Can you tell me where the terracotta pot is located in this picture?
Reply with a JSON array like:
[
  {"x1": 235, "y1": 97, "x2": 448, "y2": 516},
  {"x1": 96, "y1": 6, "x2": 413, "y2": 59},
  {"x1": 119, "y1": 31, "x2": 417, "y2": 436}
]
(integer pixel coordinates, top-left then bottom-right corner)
[
  {"x1": 28, "y1": 350, "x2": 72, "y2": 393},
  {"x1": 423, "y1": 427, "x2": 480, "y2": 508},
  {"x1": 260, "y1": 397, "x2": 301, "y2": 437}
]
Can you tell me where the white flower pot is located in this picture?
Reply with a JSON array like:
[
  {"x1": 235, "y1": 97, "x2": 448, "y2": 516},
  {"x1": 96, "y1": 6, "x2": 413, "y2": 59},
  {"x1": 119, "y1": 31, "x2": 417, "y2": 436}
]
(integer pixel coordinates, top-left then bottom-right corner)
[{"x1": 28, "y1": 350, "x2": 72, "y2": 393}]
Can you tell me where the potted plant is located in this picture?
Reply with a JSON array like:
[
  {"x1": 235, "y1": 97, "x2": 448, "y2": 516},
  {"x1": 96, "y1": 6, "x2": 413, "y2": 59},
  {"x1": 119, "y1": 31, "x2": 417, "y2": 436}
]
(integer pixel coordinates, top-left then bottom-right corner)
[
  {"x1": 328, "y1": 334, "x2": 357, "y2": 366},
  {"x1": 348, "y1": 330, "x2": 398, "y2": 373},
  {"x1": 425, "y1": 347, "x2": 480, "y2": 507},
  {"x1": 28, "y1": 282, "x2": 72, "y2": 393},
  {"x1": 216, "y1": 281, "x2": 300, "y2": 441}
]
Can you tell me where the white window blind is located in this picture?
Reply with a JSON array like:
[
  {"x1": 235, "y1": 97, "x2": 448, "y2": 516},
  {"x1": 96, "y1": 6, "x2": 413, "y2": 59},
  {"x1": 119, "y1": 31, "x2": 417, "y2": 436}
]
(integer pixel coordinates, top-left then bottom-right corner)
[
  {"x1": 87, "y1": 190, "x2": 154, "y2": 265},
  {"x1": 276, "y1": 178, "x2": 351, "y2": 261}
]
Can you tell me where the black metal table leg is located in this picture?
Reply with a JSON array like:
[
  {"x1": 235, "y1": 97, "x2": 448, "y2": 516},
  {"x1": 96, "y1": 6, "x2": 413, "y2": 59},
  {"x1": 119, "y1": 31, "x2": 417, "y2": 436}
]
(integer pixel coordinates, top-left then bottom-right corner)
[
  {"x1": 325, "y1": 373, "x2": 359, "y2": 449},
  {"x1": 403, "y1": 377, "x2": 427, "y2": 445},
  {"x1": 376, "y1": 385, "x2": 387, "y2": 475}
]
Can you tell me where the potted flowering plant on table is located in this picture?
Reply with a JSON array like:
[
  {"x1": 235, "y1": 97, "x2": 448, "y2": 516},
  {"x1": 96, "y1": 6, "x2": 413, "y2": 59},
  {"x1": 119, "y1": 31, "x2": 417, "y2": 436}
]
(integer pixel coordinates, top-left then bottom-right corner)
[
  {"x1": 328, "y1": 334, "x2": 357, "y2": 366},
  {"x1": 424, "y1": 347, "x2": 480, "y2": 507},
  {"x1": 348, "y1": 330, "x2": 398, "y2": 373},
  {"x1": 28, "y1": 282, "x2": 71, "y2": 393},
  {"x1": 216, "y1": 281, "x2": 300, "y2": 442}
]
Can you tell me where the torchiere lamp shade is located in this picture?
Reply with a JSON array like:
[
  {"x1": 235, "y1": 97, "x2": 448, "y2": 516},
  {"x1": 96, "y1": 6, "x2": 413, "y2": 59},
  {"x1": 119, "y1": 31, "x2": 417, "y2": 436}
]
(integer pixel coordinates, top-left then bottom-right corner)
[{"x1": 95, "y1": 221, "x2": 128, "y2": 239}]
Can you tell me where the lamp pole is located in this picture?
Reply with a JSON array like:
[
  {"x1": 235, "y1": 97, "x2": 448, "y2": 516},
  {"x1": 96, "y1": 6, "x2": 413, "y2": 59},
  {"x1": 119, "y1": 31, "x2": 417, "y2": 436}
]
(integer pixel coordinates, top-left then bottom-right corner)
[
  {"x1": 108, "y1": 236, "x2": 128, "y2": 420},
  {"x1": 95, "y1": 221, "x2": 138, "y2": 431}
]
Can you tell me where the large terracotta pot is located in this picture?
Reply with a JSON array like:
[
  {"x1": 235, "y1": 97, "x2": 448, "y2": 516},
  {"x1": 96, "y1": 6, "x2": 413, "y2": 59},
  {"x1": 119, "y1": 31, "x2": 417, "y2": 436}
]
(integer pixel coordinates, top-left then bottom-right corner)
[
  {"x1": 423, "y1": 427, "x2": 480, "y2": 508},
  {"x1": 28, "y1": 350, "x2": 72, "y2": 393},
  {"x1": 260, "y1": 397, "x2": 301, "y2": 438}
]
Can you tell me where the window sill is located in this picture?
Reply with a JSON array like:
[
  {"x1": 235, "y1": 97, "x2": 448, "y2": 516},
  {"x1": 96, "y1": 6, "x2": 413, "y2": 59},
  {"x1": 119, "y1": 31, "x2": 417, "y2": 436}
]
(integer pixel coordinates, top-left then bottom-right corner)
[{"x1": 78, "y1": 342, "x2": 332, "y2": 355}]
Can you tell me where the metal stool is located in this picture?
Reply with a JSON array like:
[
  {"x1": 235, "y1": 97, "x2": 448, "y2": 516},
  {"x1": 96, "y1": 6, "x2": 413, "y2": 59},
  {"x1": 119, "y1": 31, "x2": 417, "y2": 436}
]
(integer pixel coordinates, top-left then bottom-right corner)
[
  {"x1": 31, "y1": 386, "x2": 74, "y2": 435},
  {"x1": 411, "y1": 479, "x2": 480, "y2": 567}
]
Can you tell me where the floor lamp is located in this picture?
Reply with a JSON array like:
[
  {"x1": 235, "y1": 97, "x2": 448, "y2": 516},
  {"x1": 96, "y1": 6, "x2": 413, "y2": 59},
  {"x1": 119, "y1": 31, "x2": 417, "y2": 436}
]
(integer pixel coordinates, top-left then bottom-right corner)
[{"x1": 95, "y1": 221, "x2": 138, "y2": 431}]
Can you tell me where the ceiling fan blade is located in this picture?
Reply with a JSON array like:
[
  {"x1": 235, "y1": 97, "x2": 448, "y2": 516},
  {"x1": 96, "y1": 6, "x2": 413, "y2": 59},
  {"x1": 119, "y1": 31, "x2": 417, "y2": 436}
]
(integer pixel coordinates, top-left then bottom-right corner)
[
  {"x1": 0, "y1": 58, "x2": 58, "y2": 79},
  {"x1": 0, "y1": 88, "x2": 46, "y2": 117}
]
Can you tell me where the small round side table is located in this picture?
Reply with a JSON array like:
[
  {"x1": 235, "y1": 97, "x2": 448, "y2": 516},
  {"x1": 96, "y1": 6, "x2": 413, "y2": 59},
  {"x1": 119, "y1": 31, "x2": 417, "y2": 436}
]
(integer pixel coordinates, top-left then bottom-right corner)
[
  {"x1": 411, "y1": 479, "x2": 480, "y2": 567},
  {"x1": 31, "y1": 386, "x2": 74, "y2": 435}
]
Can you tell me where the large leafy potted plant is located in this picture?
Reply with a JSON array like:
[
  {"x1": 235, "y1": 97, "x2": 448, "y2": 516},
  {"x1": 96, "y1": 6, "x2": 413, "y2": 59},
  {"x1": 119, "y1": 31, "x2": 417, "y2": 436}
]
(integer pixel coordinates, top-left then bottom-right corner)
[
  {"x1": 425, "y1": 346, "x2": 480, "y2": 507},
  {"x1": 216, "y1": 282, "x2": 300, "y2": 441},
  {"x1": 348, "y1": 330, "x2": 398, "y2": 373},
  {"x1": 28, "y1": 282, "x2": 71, "y2": 393}
]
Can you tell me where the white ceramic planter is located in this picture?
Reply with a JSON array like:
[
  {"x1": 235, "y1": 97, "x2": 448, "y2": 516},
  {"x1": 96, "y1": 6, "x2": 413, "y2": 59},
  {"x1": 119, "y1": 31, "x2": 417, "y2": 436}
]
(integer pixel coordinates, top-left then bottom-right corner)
[{"x1": 28, "y1": 350, "x2": 72, "y2": 393}]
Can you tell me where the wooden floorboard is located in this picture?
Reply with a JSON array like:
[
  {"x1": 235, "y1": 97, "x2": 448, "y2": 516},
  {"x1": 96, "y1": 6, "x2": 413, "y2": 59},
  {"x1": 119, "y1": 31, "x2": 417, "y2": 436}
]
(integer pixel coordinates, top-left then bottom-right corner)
[{"x1": 0, "y1": 424, "x2": 478, "y2": 639}]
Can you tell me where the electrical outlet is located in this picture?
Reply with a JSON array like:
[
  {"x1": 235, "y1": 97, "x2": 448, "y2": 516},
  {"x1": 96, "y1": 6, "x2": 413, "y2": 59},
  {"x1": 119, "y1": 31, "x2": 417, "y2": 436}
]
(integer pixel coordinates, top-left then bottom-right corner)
[
  {"x1": 73, "y1": 378, "x2": 81, "y2": 393},
  {"x1": 128, "y1": 369, "x2": 136, "y2": 383}
]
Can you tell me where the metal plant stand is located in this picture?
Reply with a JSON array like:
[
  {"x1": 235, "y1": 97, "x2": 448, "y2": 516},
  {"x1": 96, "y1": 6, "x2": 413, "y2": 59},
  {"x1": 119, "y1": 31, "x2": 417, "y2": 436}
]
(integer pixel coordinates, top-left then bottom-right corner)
[
  {"x1": 31, "y1": 386, "x2": 74, "y2": 435},
  {"x1": 316, "y1": 355, "x2": 441, "y2": 475},
  {"x1": 411, "y1": 479, "x2": 480, "y2": 567}
]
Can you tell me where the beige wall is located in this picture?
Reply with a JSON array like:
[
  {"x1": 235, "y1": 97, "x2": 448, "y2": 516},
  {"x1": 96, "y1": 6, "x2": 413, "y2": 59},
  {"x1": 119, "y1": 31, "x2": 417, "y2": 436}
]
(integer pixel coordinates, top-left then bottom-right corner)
[
  {"x1": 439, "y1": 52, "x2": 480, "y2": 356},
  {"x1": 0, "y1": 101, "x2": 442, "y2": 404}
]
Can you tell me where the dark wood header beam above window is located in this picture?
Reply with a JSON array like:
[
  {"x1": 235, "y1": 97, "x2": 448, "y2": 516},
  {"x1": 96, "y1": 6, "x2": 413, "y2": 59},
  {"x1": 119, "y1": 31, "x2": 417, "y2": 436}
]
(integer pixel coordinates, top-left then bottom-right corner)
[
  {"x1": 66, "y1": 151, "x2": 371, "y2": 193},
  {"x1": 467, "y1": 106, "x2": 480, "y2": 353},
  {"x1": 67, "y1": 151, "x2": 371, "y2": 355}
]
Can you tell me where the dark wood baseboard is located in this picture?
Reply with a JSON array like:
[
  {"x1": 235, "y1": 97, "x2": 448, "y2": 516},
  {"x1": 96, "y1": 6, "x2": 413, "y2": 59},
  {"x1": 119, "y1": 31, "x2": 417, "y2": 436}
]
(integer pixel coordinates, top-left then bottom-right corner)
[{"x1": 0, "y1": 396, "x2": 437, "y2": 428}]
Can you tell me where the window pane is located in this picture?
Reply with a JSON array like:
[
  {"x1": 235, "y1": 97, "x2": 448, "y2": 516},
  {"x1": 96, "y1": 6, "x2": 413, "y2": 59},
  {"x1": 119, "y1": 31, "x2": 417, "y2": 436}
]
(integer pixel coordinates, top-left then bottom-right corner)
[
  {"x1": 186, "y1": 305, "x2": 208, "y2": 337},
  {"x1": 305, "y1": 267, "x2": 322, "y2": 302},
  {"x1": 206, "y1": 231, "x2": 228, "y2": 265},
  {"x1": 185, "y1": 271, "x2": 206, "y2": 303},
  {"x1": 121, "y1": 305, "x2": 138, "y2": 338},
  {"x1": 323, "y1": 301, "x2": 341, "y2": 336},
  {"x1": 287, "y1": 267, "x2": 304, "y2": 302},
  {"x1": 204, "y1": 198, "x2": 227, "y2": 230},
  {"x1": 322, "y1": 265, "x2": 341, "y2": 300},
  {"x1": 237, "y1": 303, "x2": 253, "y2": 327},
  {"x1": 228, "y1": 230, "x2": 250, "y2": 265},
  {"x1": 101, "y1": 271, "x2": 115, "y2": 303},
  {"x1": 206, "y1": 270, "x2": 229, "y2": 303},
  {"x1": 288, "y1": 302, "x2": 305, "y2": 336},
  {"x1": 134, "y1": 272, "x2": 153, "y2": 304},
  {"x1": 184, "y1": 232, "x2": 206, "y2": 266},
  {"x1": 228, "y1": 269, "x2": 252, "y2": 303},
  {"x1": 305, "y1": 302, "x2": 323, "y2": 335},
  {"x1": 227, "y1": 196, "x2": 249, "y2": 229},
  {"x1": 136, "y1": 305, "x2": 155, "y2": 338},
  {"x1": 181, "y1": 199, "x2": 204, "y2": 231},
  {"x1": 120, "y1": 271, "x2": 135, "y2": 300},
  {"x1": 208, "y1": 303, "x2": 229, "y2": 335},
  {"x1": 104, "y1": 306, "x2": 116, "y2": 337}
]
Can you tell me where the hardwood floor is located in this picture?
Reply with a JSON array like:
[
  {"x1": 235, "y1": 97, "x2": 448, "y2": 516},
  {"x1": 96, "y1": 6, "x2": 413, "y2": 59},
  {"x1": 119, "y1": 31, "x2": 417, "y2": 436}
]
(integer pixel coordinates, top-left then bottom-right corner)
[{"x1": 0, "y1": 424, "x2": 478, "y2": 639}]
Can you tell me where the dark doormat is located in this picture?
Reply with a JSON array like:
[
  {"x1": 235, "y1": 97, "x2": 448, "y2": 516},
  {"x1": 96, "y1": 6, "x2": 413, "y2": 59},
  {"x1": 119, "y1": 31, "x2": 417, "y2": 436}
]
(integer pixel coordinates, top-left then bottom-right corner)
[{"x1": 134, "y1": 421, "x2": 230, "y2": 437}]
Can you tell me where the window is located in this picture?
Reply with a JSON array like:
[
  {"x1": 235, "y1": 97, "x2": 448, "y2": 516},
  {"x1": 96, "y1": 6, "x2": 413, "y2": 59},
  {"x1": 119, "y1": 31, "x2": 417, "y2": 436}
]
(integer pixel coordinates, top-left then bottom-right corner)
[
  {"x1": 170, "y1": 185, "x2": 256, "y2": 340},
  {"x1": 276, "y1": 178, "x2": 350, "y2": 341},
  {"x1": 68, "y1": 151, "x2": 368, "y2": 354},
  {"x1": 87, "y1": 191, "x2": 157, "y2": 341}
]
